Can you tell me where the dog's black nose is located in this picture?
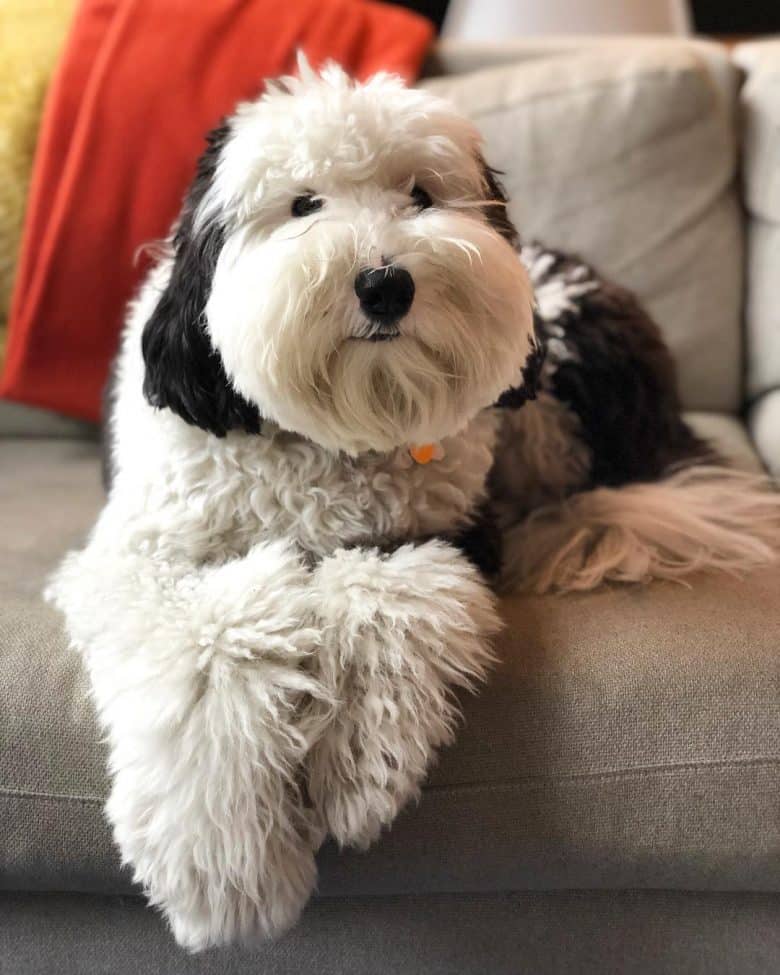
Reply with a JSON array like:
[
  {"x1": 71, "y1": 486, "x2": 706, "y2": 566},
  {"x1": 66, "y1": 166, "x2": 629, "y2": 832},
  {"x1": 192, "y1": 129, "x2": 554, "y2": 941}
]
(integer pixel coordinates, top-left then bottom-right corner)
[{"x1": 354, "y1": 265, "x2": 415, "y2": 326}]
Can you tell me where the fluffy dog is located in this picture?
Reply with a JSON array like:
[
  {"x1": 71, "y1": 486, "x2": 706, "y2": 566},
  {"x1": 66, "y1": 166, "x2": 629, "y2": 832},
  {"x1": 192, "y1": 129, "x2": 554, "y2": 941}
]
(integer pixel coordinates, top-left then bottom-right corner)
[{"x1": 48, "y1": 59, "x2": 780, "y2": 950}]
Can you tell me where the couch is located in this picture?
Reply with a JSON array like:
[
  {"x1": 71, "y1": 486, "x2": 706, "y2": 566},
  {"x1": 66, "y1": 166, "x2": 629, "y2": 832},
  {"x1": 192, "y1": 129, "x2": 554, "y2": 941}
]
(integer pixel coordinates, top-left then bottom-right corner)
[{"x1": 1, "y1": 35, "x2": 779, "y2": 974}]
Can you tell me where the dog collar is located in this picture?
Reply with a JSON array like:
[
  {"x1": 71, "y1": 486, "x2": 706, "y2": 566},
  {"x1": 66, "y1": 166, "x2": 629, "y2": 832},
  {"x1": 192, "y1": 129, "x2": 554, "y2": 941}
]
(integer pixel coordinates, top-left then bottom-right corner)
[{"x1": 409, "y1": 443, "x2": 444, "y2": 465}]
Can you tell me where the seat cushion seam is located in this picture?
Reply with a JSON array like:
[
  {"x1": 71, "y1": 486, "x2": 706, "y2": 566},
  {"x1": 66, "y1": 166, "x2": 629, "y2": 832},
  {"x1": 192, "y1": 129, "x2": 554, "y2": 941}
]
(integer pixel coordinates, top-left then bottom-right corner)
[
  {"x1": 425, "y1": 756, "x2": 780, "y2": 795},
  {"x1": 0, "y1": 786, "x2": 104, "y2": 805},
  {"x1": 2, "y1": 760, "x2": 777, "y2": 806}
]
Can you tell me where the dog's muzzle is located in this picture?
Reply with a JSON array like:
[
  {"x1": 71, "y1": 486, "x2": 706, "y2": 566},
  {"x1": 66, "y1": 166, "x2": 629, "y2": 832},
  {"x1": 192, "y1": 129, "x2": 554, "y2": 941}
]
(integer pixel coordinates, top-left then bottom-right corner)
[{"x1": 354, "y1": 264, "x2": 415, "y2": 340}]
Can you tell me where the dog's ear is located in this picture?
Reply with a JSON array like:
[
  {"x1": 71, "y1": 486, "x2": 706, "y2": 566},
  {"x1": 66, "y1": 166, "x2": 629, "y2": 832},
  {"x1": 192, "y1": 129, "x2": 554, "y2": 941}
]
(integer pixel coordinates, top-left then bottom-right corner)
[
  {"x1": 141, "y1": 122, "x2": 262, "y2": 437},
  {"x1": 495, "y1": 312, "x2": 546, "y2": 409},
  {"x1": 476, "y1": 154, "x2": 540, "y2": 408},
  {"x1": 476, "y1": 154, "x2": 519, "y2": 247}
]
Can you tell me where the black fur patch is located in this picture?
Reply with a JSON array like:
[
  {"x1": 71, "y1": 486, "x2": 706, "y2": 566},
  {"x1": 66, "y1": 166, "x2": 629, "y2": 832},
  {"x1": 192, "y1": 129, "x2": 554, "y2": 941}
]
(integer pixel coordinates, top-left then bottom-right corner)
[
  {"x1": 477, "y1": 155, "x2": 519, "y2": 246},
  {"x1": 141, "y1": 122, "x2": 262, "y2": 437},
  {"x1": 451, "y1": 504, "x2": 503, "y2": 582},
  {"x1": 539, "y1": 259, "x2": 710, "y2": 486},
  {"x1": 478, "y1": 155, "x2": 545, "y2": 413},
  {"x1": 495, "y1": 312, "x2": 546, "y2": 409}
]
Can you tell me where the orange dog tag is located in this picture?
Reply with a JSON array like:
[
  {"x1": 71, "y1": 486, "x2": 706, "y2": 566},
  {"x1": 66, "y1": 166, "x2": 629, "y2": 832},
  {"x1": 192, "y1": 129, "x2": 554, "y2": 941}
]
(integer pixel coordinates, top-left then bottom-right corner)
[{"x1": 409, "y1": 443, "x2": 436, "y2": 464}]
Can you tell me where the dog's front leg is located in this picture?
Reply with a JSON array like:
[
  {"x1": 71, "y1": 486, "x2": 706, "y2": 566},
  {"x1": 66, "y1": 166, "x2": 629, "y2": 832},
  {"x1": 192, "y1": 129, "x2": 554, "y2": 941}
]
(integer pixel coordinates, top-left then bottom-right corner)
[
  {"x1": 306, "y1": 539, "x2": 501, "y2": 849},
  {"x1": 49, "y1": 529, "x2": 332, "y2": 950}
]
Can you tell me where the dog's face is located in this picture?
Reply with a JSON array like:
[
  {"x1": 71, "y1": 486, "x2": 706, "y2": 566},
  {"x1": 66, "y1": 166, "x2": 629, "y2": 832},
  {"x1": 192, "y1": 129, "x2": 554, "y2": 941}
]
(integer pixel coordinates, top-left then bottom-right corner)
[{"x1": 142, "y1": 61, "x2": 537, "y2": 454}]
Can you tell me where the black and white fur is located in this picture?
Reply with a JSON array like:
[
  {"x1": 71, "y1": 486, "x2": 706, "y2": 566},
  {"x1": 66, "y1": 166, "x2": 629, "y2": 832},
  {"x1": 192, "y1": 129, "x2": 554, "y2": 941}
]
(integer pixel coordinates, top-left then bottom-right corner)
[
  {"x1": 492, "y1": 246, "x2": 780, "y2": 591},
  {"x1": 49, "y1": 59, "x2": 780, "y2": 951}
]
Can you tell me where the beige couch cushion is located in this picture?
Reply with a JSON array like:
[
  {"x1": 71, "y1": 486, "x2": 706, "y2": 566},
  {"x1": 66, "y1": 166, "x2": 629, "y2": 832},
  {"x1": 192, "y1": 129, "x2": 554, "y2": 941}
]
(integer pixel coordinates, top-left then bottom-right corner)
[
  {"x1": 0, "y1": 400, "x2": 96, "y2": 439},
  {"x1": 421, "y1": 45, "x2": 743, "y2": 412},
  {"x1": 685, "y1": 412, "x2": 765, "y2": 473},
  {"x1": 2, "y1": 431, "x2": 778, "y2": 897},
  {"x1": 425, "y1": 37, "x2": 739, "y2": 98}
]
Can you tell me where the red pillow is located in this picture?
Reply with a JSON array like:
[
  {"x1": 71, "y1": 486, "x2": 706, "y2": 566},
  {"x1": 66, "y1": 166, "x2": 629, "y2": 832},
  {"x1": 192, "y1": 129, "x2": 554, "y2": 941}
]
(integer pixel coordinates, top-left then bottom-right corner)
[{"x1": 1, "y1": 0, "x2": 434, "y2": 422}]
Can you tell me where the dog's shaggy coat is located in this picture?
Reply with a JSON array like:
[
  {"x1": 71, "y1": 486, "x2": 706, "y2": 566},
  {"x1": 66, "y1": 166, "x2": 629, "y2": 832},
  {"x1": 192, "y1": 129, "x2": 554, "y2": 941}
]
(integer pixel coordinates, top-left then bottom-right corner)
[{"x1": 48, "y1": 61, "x2": 780, "y2": 950}]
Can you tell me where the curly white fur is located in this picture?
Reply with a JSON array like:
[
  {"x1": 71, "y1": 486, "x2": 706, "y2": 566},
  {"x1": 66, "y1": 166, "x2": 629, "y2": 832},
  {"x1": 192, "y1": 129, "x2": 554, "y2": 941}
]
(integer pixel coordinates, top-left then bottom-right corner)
[
  {"x1": 49, "y1": 536, "x2": 328, "y2": 949},
  {"x1": 308, "y1": 542, "x2": 499, "y2": 850}
]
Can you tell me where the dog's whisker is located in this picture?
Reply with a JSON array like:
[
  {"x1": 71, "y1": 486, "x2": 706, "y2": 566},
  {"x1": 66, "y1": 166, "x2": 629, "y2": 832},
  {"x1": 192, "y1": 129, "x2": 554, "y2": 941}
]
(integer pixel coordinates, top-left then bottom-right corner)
[{"x1": 275, "y1": 217, "x2": 329, "y2": 242}]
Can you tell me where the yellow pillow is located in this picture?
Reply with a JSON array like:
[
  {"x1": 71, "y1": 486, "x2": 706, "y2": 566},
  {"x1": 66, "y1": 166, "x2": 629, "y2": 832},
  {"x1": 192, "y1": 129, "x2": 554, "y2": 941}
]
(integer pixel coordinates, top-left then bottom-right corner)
[{"x1": 0, "y1": 0, "x2": 76, "y2": 359}]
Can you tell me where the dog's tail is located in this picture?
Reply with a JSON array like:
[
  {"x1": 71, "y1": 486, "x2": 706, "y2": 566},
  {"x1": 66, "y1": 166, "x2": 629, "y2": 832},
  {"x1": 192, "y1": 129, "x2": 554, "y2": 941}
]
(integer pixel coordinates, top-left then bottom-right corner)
[{"x1": 502, "y1": 465, "x2": 780, "y2": 594}]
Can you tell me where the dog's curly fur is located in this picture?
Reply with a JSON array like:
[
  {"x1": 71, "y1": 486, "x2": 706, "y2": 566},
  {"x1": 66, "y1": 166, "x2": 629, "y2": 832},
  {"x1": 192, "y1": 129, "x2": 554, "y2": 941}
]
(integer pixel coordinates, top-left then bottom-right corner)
[{"x1": 48, "y1": 60, "x2": 780, "y2": 950}]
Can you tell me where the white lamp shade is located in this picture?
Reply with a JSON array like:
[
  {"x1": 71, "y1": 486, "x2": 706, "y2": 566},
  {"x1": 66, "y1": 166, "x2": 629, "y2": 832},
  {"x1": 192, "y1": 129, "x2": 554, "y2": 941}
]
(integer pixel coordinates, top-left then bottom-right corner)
[{"x1": 442, "y1": 0, "x2": 692, "y2": 40}]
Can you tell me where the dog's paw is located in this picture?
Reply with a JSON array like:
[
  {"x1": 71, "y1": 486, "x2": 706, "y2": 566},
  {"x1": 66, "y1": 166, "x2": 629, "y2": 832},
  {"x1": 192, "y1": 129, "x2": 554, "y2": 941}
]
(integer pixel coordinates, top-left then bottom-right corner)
[
  {"x1": 108, "y1": 647, "x2": 326, "y2": 951},
  {"x1": 89, "y1": 539, "x2": 332, "y2": 950},
  {"x1": 307, "y1": 540, "x2": 501, "y2": 849},
  {"x1": 131, "y1": 800, "x2": 322, "y2": 952}
]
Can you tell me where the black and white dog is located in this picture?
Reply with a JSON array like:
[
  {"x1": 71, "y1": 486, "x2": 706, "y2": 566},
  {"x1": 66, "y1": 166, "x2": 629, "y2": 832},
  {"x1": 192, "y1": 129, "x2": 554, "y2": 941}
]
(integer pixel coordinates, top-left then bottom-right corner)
[{"x1": 49, "y1": 60, "x2": 780, "y2": 950}]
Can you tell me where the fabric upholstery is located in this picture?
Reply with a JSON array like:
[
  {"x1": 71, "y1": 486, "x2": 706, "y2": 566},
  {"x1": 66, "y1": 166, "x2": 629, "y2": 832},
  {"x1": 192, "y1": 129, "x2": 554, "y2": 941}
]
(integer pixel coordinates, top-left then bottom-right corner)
[
  {"x1": 732, "y1": 42, "x2": 780, "y2": 473},
  {"x1": 424, "y1": 36, "x2": 739, "y2": 99},
  {"x1": 0, "y1": 399, "x2": 96, "y2": 439},
  {"x1": 744, "y1": 219, "x2": 780, "y2": 402},
  {"x1": 685, "y1": 412, "x2": 766, "y2": 473},
  {"x1": 749, "y1": 391, "x2": 780, "y2": 478},
  {"x1": 3, "y1": 890, "x2": 780, "y2": 975},
  {"x1": 734, "y1": 41, "x2": 780, "y2": 226},
  {"x1": 2, "y1": 432, "x2": 778, "y2": 897},
  {"x1": 421, "y1": 44, "x2": 743, "y2": 412}
]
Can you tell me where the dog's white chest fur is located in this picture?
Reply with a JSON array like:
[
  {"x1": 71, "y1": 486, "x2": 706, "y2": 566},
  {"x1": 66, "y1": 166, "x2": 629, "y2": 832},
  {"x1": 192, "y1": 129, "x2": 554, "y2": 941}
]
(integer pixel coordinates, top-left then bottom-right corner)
[
  {"x1": 227, "y1": 413, "x2": 499, "y2": 554},
  {"x1": 116, "y1": 406, "x2": 498, "y2": 561}
]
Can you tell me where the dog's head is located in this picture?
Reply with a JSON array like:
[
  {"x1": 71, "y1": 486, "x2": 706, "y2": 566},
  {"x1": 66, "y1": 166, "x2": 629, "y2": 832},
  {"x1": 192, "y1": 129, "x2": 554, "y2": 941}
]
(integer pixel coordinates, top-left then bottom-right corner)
[{"x1": 142, "y1": 60, "x2": 537, "y2": 454}]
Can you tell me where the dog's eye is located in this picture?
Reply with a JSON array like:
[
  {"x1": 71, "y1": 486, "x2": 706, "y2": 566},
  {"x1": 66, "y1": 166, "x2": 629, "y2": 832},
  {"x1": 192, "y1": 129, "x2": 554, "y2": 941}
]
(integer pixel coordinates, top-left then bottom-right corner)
[
  {"x1": 291, "y1": 193, "x2": 324, "y2": 218},
  {"x1": 411, "y1": 185, "x2": 433, "y2": 210}
]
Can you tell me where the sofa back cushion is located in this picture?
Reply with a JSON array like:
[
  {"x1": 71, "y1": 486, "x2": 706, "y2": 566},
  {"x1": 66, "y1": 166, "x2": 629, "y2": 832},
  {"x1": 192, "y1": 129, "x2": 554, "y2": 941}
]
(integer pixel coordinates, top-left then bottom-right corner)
[{"x1": 421, "y1": 44, "x2": 742, "y2": 412}]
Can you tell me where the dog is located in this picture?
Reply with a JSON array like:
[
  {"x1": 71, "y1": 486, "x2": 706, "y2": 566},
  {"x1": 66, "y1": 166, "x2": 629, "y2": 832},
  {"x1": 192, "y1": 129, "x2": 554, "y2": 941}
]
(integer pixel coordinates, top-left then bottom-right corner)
[{"x1": 48, "y1": 58, "x2": 780, "y2": 950}]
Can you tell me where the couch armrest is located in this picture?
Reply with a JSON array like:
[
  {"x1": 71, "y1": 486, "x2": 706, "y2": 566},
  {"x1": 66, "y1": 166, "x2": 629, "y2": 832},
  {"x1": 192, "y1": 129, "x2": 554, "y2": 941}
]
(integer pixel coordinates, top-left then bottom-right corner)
[
  {"x1": 733, "y1": 40, "x2": 780, "y2": 225},
  {"x1": 749, "y1": 392, "x2": 780, "y2": 478},
  {"x1": 733, "y1": 39, "x2": 780, "y2": 75},
  {"x1": 733, "y1": 41, "x2": 780, "y2": 474}
]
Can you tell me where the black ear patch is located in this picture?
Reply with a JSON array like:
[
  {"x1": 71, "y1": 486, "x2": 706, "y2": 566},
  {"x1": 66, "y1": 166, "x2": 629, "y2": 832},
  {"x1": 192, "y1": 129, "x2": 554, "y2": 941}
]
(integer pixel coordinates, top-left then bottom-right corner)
[
  {"x1": 141, "y1": 122, "x2": 262, "y2": 437},
  {"x1": 477, "y1": 155, "x2": 519, "y2": 247},
  {"x1": 477, "y1": 156, "x2": 540, "y2": 409},
  {"x1": 495, "y1": 313, "x2": 546, "y2": 409}
]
